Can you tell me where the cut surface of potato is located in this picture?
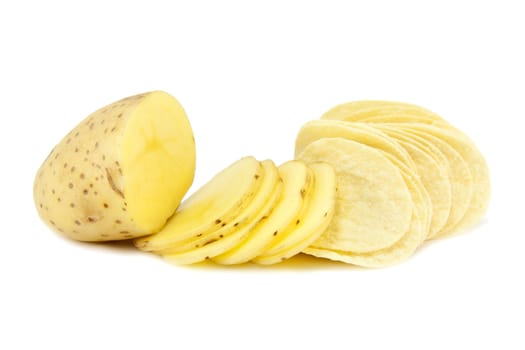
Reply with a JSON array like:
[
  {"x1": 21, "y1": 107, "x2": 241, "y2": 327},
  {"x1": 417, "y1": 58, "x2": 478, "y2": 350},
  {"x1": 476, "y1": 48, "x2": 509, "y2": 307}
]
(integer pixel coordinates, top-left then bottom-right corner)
[
  {"x1": 254, "y1": 162, "x2": 336, "y2": 265},
  {"x1": 33, "y1": 91, "x2": 195, "y2": 241},
  {"x1": 213, "y1": 160, "x2": 310, "y2": 265},
  {"x1": 134, "y1": 156, "x2": 262, "y2": 252},
  {"x1": 162, "y1": 160, "x2": 282, "y2": 264},
  {"x1": 297, "y1": 138, "x2": 413, "y2": 253}
]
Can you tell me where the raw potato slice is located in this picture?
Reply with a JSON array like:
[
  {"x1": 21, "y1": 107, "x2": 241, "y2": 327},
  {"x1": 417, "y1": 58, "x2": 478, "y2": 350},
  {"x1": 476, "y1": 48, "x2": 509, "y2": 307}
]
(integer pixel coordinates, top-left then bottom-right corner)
[
  {"x1": 295, "y1": 120, "x2": 416, "y2": 171},
  {"x1": 254, "y1": 162, "x2": 336, "y2": 265},
  {"x1": 297, "y1": 138, "x2": 413, "y2": 253},
  {"x1": 158, "y1": 159, "x2": 280, "y2": 254},
  {"x1": 33, "y1": 91, "x2": 196, "y2": 241},
  {"x1": 321, "y1": 100, "x2": 448, "y2": 126},
  {"x1": 372, "y1": 125, "x2": 452, "y2": 238},
  {"x1": 162, "y1": 160, "x2": 282, "y2": 264},
  {"x1": 396, "y1": 123, "x2": 490, "y2": 235},
  {"x1": 134, "y1": 157, "x2": 262, "y2": 252},
  {"x1": 213, "y1": 161, "x2": 310, "y2": 265}
]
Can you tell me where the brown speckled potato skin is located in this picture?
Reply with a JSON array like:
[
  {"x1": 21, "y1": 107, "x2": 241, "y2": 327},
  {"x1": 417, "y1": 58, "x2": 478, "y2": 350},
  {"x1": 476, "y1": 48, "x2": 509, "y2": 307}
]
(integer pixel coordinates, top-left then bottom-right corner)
[{"x1": 33, "y1": 93, "x2": 148, "y2": 241}]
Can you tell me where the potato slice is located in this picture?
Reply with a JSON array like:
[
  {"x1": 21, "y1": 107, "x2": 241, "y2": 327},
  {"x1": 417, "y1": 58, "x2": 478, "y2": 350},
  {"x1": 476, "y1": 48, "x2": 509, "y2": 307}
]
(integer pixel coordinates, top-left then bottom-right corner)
[
  {"x1": 254, "y1": 162, "x2": 336, "y2": 265},
  {"x1": 213, "y1": 160, "x2": 310, "y2": 265},
  {"x1": 321, "y1": 100, "x2": 448, "y2": 125},
  {"x1": 134, "y1": 156, "x2": 263, "y2": 252},
  {"x1": 161, "y1": 160, "x2": 282, "y2": 264},
  {"x1": 372, "y1": 125, "x2": 452, "y2": 238},
  {"x1": 295, "y1": 120, "x2": 416, "y2": 171},
  {"x1": 297, "y1": 138, "x2": 413, "y2": 253},
  {"x1": 395, "y1": 123, "x2": 490, "y2": 235},
  {"x1": 158, "y1": 159, "x2": 280, "y2": 255},
  {"x1": 33, "y1": 91, "x2": 195, "y2": 241}
]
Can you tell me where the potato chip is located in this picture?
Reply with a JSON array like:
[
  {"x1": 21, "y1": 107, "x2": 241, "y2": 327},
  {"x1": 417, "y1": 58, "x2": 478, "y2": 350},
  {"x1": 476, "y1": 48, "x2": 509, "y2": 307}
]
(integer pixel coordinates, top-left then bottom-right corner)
[
  {"x1": 395, "y1": 123, "x2": 489, "y2": 235},
  {"x1": 321, "y1": 100, "x2": 448, "y2": 125},
  {"x1": 372, "y1": 125, "x2": 452, "y2": 238},
  {"x1": 303, "y1": 153, "x2": 429, "y2": 267},
  {"x1": 297, "y1": 138, "x2": 413, "y2": 253},
  {"x1": 295, "y1": 119, "x2": 416, "y2": 171}
]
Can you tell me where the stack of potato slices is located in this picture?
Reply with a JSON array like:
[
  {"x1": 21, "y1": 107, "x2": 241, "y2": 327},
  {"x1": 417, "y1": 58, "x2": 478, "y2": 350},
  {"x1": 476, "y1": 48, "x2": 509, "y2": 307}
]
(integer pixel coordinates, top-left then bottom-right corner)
[
  {"x1": 135, "y1": 100, "x2": 489, "y2": 267},
  {"x1": 134, "y1": 157, "x2": 337, "y2": 265}
]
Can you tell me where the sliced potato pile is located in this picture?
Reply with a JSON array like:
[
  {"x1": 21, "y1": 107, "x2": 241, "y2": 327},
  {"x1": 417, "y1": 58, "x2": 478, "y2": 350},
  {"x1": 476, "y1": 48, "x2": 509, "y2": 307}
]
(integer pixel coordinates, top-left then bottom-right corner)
[
  {"x1": 295, "y1": 100, "x2": 490, "y2": 266},
  {"x1": 134, "y1": 157, "x2": 336, "y2": 265}
]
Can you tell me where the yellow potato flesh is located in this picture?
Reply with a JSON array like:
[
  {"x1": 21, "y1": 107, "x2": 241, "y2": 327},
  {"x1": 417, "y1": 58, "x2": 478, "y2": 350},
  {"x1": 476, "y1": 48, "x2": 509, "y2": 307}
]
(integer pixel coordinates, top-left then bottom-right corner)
[
  {"x1": 134, "y1": 156, "x2": 262, "y2": 252},
  {"x1": 254, "y1": 162, "x2": 336, "y2": 265},
  {"x1": 162, "y1": 160, "x2": 282, "y2": 264},
  {"x1": 213, "y1": 160, "x2": 309, "y2": 265}
]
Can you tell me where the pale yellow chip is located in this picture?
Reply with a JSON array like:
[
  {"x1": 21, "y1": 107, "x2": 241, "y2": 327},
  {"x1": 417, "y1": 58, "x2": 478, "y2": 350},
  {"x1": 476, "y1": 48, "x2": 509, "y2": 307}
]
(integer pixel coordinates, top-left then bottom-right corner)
[
  {"x1": 213, "y1": 160, "x2": 310, "y2": 265},
  {"x1": 303, "y1": 153, "x2": 428, "y2": 267},
  {"x1": 134, "y1": 156, "x2": 262, "y2": 252},
  {"x1": 321, "y1": 100, "x2": 448, "y2": 126},
  {"x1": 395, "y1": 128, "x2": 473, "y2": 238},
  {"x1": 254, "y1": 162, "x2": 336, "y2": 265},
  {"x1": 372, "y1": 125, "x2": 452, "y2": 238},
  {"x1": 297, "y1": 138, "x2": 413, "y2": 253},
  {"x1": 161, "y1": 160, "x2": 282, "y2": 264},
  {"x1": 295, "y1": 120, "x2": 416, "y2": 172},
  {"x1": 395, "y1": 123, "x2": 489, "y2": 236}
]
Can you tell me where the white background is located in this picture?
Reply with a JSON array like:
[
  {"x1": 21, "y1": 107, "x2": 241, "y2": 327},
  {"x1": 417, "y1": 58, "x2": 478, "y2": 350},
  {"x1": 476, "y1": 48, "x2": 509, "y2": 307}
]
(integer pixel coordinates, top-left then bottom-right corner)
[{"x1": 1, "y1": 1, "x2": 523, "y2": 349}]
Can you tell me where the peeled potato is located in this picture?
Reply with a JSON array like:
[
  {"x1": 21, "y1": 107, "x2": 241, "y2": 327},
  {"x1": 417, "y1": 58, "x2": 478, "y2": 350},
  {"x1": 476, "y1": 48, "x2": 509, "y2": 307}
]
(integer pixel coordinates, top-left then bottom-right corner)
[
  {"x1": 134, "y1": 156, "x2": 263, "y2": 252},
  {"x1": 33, "y1": 91, "x2": 196, "y2": 241}
]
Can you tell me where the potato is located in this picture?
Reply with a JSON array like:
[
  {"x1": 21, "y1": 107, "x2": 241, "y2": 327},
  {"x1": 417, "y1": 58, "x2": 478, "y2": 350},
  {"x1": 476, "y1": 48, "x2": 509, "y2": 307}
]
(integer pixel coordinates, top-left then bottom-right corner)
[{"x1": 33, "y1": 91, "x2": 195, "y2": 241}]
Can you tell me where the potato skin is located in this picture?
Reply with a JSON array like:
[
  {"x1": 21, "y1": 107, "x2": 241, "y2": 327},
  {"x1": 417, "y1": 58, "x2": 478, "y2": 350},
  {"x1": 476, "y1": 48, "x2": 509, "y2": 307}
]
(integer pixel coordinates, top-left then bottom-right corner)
[{"x1": 33, "y1": 92, "x2": 195, "y2": 241}]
